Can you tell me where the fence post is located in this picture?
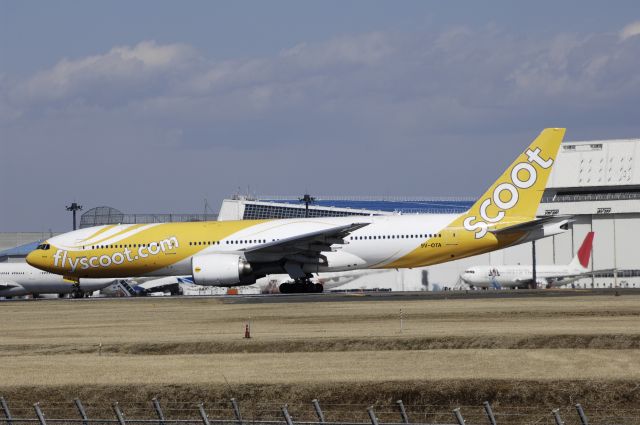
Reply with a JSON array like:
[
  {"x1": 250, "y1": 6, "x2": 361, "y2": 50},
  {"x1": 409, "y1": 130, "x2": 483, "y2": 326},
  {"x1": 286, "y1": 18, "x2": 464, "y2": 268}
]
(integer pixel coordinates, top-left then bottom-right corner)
[
  {"x1": 483, "y1": 401, "x2": 497, "y2": 425},
  {"x1": 113, "y1": 402, "x2": 127, "y2": 425},
  {"x1": 575, "y1": 404, "x2": 589, "y2": 425},
  {"x1": 312, "y1": 399, "x2": 325, "y2": 424},
  {"x1": 282, "y1": 404, "x2": 295, "y2": 425},
  {"x1": 230, "y1": 398, "x2": 243, "y2": 425},
  {"x1": 552, "y1": 409, "x2": 564, "y2": 425},
  {"x1": 152, "y1": 398, "x2": 166, "y2": 425},
  {"x1": 33, "y1": 403, "x2": 47, "y2": 425},
  {"x1": 367, "y1": 406, "x2": 379, "y2": 425},
  {"x1": 198, "y1": 403, "x2": 211, "y2": 425},
  {"x1": 453, "y1": 408, "x2": 465, "y2": 425},
  {"x1": 74, "y1": 399, "x2": 89, "y2": 425},
  {"x1": 396, "y1": 400, "x2": 410, "y2": 424},
  {"x1": 0, "y1": 397, "x2": 13, "y2": 425}
]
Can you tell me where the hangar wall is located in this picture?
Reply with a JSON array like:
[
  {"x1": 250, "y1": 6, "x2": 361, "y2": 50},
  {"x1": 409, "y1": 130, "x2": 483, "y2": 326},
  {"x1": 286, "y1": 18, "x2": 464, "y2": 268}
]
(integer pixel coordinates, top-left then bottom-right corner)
[{"x1": 420, "y1": 213, "x2": 640, "y2": 290}]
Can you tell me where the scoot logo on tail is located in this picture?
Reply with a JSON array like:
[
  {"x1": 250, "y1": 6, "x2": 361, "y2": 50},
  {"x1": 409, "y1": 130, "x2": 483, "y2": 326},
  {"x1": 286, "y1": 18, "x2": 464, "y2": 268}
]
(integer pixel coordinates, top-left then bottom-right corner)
[{"x1": 463, "y1": 147, "x2": 554, "y2": 239}]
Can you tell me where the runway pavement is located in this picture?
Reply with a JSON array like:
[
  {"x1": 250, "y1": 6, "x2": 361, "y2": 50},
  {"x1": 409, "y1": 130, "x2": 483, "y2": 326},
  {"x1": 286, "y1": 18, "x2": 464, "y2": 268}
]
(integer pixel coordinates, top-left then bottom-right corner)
[
  {"x1": 2, "y1": 287, "x2": 637, "y2": 304},
  {"x1": 224, "y1": 287, "x2": 638, "y2": 304}
]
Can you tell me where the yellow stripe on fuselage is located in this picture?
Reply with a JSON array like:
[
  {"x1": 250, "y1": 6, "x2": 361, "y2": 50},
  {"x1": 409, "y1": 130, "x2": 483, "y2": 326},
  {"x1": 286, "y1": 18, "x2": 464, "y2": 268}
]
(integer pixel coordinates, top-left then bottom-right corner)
[{"x1": 42, "y1": 220, "x2": 272, "y2": 278}]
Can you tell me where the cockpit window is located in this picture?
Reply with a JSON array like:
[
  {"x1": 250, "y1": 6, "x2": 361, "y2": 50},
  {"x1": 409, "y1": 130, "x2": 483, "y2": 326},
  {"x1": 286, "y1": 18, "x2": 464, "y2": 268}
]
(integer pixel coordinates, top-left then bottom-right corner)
[{"x1": 36, "y1": 243, "x2": 51, "y2": 250}]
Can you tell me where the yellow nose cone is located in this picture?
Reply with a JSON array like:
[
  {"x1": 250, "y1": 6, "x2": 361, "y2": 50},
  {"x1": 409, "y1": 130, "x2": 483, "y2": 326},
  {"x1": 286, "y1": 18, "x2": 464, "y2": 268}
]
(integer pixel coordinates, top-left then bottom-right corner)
[
  {"x1": 25, "y1": 250, "x2": 37, "y2": 267},
  {"x1": 26, "y1": 249, "x2": 45, "y2": 269}
]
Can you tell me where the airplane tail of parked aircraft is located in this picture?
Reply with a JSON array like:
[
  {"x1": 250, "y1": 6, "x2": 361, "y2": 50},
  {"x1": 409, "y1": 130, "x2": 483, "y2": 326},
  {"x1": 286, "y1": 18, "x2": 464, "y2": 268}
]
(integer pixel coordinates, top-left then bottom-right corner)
[
  {"x1": 569, "y1": 232, "x2": 594, "y2": 270},
  {"x1": 457, "y1": 128, "x2": 565, "y2": 240}
]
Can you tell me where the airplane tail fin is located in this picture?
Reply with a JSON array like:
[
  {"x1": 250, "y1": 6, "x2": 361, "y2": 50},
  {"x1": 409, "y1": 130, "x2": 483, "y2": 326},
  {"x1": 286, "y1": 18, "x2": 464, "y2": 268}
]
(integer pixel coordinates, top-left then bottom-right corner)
[
  {"x1": 569, "y1": 232, "x2": 594, "y2": 270},
  {"x1": 461, "y1": 128, "x2": 566, "y2": 239}
]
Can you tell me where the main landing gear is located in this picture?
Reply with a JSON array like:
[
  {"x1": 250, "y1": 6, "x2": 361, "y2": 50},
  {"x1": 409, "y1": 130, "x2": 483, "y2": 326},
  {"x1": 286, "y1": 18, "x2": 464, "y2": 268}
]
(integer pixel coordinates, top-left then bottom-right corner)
[
  {"x1": 71, "y1": 283, "x2": 85, "y2": 299},
  {"x1": 279, "y1": 278, "x2": 323, "y2": 294}
]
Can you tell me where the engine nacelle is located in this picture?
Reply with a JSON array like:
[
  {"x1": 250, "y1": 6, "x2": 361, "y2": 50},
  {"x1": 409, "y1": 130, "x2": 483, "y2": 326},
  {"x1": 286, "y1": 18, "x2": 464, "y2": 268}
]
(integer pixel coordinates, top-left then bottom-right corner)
[{"x1": 192, "y1": 253, "x2": 253, "y2": 286}]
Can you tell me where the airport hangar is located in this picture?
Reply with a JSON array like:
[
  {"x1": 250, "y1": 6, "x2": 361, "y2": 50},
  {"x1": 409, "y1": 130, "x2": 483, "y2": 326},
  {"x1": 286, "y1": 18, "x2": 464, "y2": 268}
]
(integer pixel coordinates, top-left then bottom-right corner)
[
  {"x1": 217, "y1": 138, "x2": 640, "y2": 290},
  {"x1": 2, "y1": 138, "x2": 639, "y2": 290}
]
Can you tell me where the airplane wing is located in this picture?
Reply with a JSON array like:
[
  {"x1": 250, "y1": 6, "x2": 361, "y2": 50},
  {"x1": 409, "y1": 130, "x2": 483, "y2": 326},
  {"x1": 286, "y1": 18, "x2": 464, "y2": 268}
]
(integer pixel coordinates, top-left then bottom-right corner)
[
  {"x1": 489, "y1": 215, "x2": 573, "y2": 235},
  {"x1": 506, "y1": 268, "x2": 617, "y2": 289},
  {"x1": 537, "y1": 268, "x2": 617, "y2": 281},
  {"x1": 242, "y1": 223, "x2": 370, "y2": 262}
]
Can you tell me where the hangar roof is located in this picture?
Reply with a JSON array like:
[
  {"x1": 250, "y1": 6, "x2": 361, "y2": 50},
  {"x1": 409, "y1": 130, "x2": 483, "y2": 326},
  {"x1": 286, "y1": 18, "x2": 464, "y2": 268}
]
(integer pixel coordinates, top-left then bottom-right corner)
[{"x1": 547, "y1": 139, "x2": 640, "y2": 188}]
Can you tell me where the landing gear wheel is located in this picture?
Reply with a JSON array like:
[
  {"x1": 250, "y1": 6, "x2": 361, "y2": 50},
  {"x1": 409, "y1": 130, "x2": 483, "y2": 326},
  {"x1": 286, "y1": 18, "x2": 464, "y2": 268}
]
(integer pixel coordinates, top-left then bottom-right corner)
[
  {"x1": 279, "y1": 283, "x2": 291, "y2": 294},
  {"x1": 279, "y1": 279, "x2": 323, "y2": 294},
  {"x1": 71, "y1": 285, "x2": 84, "y2": 299}
]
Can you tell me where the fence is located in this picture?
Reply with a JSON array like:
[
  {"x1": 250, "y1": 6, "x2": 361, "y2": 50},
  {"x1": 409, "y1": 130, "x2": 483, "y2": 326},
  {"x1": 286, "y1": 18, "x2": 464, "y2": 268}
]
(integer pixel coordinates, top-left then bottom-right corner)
[{"x1": 1, "y1": 397, "x2": 633, "y2": 425}]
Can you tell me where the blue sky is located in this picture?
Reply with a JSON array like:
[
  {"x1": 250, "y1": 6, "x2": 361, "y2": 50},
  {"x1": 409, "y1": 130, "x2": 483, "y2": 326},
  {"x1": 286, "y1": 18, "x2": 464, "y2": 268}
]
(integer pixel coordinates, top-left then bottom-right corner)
[{"x1": 1, "y1": 1, "x2": 640, "y2": 231}]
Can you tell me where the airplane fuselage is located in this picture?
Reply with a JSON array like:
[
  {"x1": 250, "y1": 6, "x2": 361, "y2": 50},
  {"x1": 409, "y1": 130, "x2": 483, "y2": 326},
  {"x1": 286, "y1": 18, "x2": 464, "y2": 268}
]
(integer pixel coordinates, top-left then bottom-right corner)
[{"x1": 461, "y1": 264, "x2": 585, "y2": 288}]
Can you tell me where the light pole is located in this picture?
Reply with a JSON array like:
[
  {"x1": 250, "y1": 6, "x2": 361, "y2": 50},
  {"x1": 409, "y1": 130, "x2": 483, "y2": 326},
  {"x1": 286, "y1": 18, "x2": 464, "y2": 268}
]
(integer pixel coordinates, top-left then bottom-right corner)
[
  {"x1": 531, "y1": 240, "x2": 537, "y2": 289},
  {"x1": 299, "y1": 194, "x2": 316, "y2": 218},
  {"x1": 66, "y1": 202, "x2": 83, "y2": 230}
]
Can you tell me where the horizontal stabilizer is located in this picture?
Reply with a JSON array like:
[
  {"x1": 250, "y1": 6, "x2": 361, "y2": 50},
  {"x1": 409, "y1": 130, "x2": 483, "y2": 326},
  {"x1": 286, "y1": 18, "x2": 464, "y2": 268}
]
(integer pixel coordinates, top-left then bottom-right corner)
[{"x1": 488, "y1": 215, "x2": 573, "y2": 235}]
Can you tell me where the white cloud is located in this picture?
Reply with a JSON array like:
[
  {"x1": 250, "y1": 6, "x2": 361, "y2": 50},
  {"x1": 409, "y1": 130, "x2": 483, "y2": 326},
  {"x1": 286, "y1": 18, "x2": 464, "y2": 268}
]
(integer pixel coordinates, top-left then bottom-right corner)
[
  {"x1": 8, "y1": 41, "x2": 198, "y2": 106},
  {"x1": 3, "y1": 26, "x2": 640, "y2": 147},
  {"x1": 620, "y1": 21, "x2": 640, "y2": 41}
]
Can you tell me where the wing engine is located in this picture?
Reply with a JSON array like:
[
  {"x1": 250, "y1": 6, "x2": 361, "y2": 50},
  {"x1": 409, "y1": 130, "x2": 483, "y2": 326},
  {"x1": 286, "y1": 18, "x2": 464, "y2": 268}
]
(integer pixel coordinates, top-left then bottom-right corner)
[{"x1": 192, "y1": 253, "x2": 254, "y2": 286}]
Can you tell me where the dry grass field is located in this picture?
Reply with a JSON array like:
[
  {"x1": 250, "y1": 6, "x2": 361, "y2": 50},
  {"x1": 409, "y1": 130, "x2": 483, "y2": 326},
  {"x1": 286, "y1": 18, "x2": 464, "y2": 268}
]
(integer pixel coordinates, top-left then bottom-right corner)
[{"x1": 1, "y1": 293, "x2": 640, "y2": 419}]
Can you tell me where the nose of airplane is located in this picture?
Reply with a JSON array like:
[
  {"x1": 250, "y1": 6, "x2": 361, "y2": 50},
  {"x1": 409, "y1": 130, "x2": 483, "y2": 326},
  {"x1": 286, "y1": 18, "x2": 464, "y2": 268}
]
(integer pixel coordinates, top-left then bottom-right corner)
[
  {"x1": 26, "y1": 243, "x2": 50, "y2": 269},
  {"x1": 25, "y1": 250, "x2": 39, "y2": 267}
]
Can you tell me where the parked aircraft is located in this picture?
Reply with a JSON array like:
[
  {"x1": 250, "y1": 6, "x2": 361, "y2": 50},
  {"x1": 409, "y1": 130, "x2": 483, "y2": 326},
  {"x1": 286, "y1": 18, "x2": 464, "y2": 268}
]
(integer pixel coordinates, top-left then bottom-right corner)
[
  {"x1": 0, "y1": 262, "x2": 115, "y2": 298},
  {"x1": 460, "y1": 232, "x2": 597, "y2": 289},
  {"x1": 27, "y1": 128, "x2": 570, "y2": 293}
]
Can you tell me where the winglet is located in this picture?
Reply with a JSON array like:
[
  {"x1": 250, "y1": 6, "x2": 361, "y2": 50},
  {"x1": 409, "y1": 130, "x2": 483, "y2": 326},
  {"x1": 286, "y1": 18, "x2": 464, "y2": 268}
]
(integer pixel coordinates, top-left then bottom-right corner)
[{"x1": 461, "y1": 128, "x2": 565, "y2": 239}]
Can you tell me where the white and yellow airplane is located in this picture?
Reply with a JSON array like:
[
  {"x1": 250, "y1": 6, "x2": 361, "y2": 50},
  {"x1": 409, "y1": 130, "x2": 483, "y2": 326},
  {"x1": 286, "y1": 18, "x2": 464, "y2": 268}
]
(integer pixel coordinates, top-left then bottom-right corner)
[{"x1": 27, "y1": 128, "x2": 570, "y2": 293}]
